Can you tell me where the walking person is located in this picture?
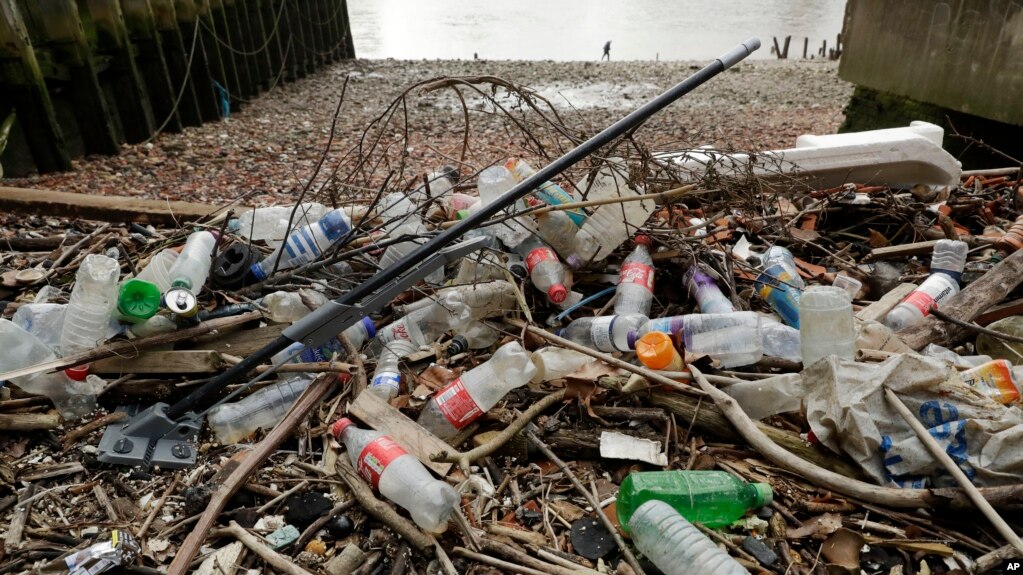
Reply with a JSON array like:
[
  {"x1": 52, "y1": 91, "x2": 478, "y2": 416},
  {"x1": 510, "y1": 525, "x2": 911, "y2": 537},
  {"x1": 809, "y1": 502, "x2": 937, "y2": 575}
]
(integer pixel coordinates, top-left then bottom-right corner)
[{"x1": 602, "y1": 41, "x2": 611, "y2": 61}]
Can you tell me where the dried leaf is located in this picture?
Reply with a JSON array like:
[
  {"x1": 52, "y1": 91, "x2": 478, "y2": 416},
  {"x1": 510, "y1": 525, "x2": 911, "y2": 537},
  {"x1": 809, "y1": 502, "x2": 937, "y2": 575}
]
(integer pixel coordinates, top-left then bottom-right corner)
[
  {"x1": 868, "y1": 229, "x2": 890, "y2": 248},
  {"x1": 821, "y1": 528, "x2": 865, "y2": 573},
  {"x1": 548, "y1": 500, "x2": 586, "y2": 522},
  {"x1": 790, "y1": 227, "x2": 821, "y2": 243},
  {"x1": 787, "y1": 512, "x2": 844, "y2": 539},
  {"x1": 415, "y1": 364, "x2": 461, "y2": 391}
]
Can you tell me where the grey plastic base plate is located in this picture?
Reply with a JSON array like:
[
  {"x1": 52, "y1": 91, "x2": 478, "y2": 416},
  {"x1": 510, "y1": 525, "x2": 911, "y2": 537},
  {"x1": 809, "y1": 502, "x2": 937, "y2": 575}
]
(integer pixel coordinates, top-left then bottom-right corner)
[{"x1": 96, "y1": 403, "x2": 201, "y2": 469}]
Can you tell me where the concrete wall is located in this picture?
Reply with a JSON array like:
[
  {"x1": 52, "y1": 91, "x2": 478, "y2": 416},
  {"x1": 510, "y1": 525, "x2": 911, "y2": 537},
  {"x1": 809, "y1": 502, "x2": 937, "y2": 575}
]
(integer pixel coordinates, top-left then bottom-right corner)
[{"x1": 839, "y1": 0, "x2": 1023, "y2": 127}]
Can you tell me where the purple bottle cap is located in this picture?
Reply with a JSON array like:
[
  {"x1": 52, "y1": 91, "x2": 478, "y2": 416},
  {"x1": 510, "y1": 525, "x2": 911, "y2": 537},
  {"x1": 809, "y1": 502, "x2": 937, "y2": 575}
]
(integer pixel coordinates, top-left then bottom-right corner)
[
  {"x1": 627, "y1": 330, "x2": 639, "y2": 349},
  {"x1": 361, "y1": 316, "x2": 377, "y2": 338}
]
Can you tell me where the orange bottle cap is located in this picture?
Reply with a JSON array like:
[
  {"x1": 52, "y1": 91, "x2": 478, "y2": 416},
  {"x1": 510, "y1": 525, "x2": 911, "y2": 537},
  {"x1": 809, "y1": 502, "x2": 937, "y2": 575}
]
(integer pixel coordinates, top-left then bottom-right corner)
[{"x1": 635, "y1": 331, "x2": 681, "y2": 370}]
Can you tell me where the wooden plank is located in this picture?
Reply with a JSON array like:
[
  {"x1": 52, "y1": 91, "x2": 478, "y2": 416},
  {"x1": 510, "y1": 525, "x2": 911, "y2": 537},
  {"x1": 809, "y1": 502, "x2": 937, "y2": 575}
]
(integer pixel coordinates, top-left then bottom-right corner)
[
  {"x1": 19, "y1": 461, "x2": 86, "y2": 481},
  {"x1": 4, "y1": 484, "x2": 35, "y2": 549},
  {"x1": 855, "y1": 282, "x2": 917, "y2": 323},
  {"x1": 348, "y1": 390, "x2": 454, "y2": 477},
  {"x1": 92, "y1": 350, "x2": 225, "y2": 374},
  {"x1": 866, "y1": 240, "x2": 939, "y2": 261},
  {"x1": 194, "y1": 322, "x2": 285, "y2": 356},
  {"x1": 0, "y1": 186, "x2": 236, "y2": 225}
]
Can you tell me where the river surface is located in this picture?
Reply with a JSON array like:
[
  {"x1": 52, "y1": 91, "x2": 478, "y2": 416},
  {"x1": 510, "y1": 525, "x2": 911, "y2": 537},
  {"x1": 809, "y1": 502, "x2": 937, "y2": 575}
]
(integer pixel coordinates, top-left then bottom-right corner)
[{"x1": 348, "y1": 0, "x2": 847, "y2": 61}]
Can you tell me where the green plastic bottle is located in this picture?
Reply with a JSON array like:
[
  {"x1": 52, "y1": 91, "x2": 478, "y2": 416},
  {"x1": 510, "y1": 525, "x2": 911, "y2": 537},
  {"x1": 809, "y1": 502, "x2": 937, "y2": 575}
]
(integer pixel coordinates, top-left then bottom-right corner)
[
  {"x1": 616, "y1": 470, "x2": 772, "y2": 532},
  {"x1": 117, "y1": 279, "x2": 162, "y2": 323}
]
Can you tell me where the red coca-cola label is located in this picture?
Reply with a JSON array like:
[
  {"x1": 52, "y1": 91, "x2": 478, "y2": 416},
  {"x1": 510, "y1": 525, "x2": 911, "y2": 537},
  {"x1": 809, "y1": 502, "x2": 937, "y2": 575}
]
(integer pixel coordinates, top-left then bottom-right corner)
[
  {"x1": 435, "y1": 378, "x2": 483, "y2": 429},
  {"x1": 357, "y1": 437, "x2": 407, "y2": 489},
  {"x1": 619, "y1": 262, "x2": 654, "y2": 291},
  {"x1": 525, "y1": 247, "x2": 557, "y2": 273},
  {"x1": 902, "y1": 290, "x2": 936, "y2": 315}
]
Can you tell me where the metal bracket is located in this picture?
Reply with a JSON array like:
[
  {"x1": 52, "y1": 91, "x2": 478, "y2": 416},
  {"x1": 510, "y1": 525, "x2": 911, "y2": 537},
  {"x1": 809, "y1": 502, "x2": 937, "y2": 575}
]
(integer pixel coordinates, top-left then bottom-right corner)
[{"x1": 96, "y1": 403, "x2": 201, "y2": 469}]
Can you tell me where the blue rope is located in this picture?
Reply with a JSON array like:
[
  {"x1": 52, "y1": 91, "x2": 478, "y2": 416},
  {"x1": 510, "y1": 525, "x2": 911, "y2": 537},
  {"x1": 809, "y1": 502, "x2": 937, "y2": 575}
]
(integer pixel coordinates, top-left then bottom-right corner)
[{"x1": 555, "y1": 285, "x2": 617, "y2": 321}]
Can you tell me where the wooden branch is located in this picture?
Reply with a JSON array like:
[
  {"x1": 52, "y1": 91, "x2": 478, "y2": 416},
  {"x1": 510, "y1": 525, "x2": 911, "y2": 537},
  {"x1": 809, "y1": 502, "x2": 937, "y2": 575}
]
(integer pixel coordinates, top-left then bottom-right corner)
[
  {"x1": 166, "y1": 373, "x2": 336, "y2": 574},
  {"x1": 223, "y1": 521, "x2": 315, "y2": 575},
  {"x1": 0, "y1": 412, "x2": 60, "y2": 431},
  {"x1": 898, "y1": 248, "x2": 1023, "y2": 350},
  {"x1": 62, "y1": 411, "x2": 128, "y2": 448},
  {"x1": 333, "y1": 458, "x2": 434, "y2": 551},
  {"x1": 0, "y1": 186, "x2": 234, "y2": 226},
  {"x1": 482, "y1": 539, "x2": 603, "y2": 575},
  {"x1": 453, "y1": 547, "x2": 550, "y2": 575}
]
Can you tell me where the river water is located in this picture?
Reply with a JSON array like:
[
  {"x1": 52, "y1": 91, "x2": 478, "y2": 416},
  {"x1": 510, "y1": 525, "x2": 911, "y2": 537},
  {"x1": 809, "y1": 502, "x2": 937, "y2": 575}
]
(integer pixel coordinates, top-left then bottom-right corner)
[{"x1": 348, "y1": 0, "x2": 847, "y2": 61}]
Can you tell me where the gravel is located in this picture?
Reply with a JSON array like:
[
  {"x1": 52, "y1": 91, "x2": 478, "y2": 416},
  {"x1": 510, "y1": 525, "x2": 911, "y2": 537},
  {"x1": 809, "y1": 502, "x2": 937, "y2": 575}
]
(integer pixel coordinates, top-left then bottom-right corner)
[{"x1": 3, "y1": 58, "x2": 853, "y2": 205}]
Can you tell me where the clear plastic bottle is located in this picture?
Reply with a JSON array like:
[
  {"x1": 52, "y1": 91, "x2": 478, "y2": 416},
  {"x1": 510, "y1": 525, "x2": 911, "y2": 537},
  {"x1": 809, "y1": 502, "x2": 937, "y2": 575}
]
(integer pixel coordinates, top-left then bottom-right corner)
[
  {"x1": 332, "y1": 417, "x2": 460, "y2": 532},
  {"x1": 921, "y1": 343, "x2": 991, "y2": 368},
  {"x1": 446, "y1": 322, "x2": 502, "y2": 353},
  {"x1": 557, "y1": 314, "x2": 647, "y2": 353},
  {"x1": 236, "y1": 203, "x2": 328, "y2": 245},
  {"x1": 272, "y1": 317, "x2": 376, "y2": 366},
  {"x1": 60, "y1": 254, "x2": 120, "y2": 361},
  {"x1": 689, "y1": 325, "x2": 763, "y2": 368},
  {"x1": 760, "y1": 321, "x2": 802, "y2": 363},
  {"x1": 754, "y1": 246, "x2": 805, "y2": 328},
  {"x1": 573, "y1": 160, "x2": 655, "y2": 262},
  {"x1": 627, "y1": 500, "x2": 750, "y2": 575},
  {"x1": 682, "y1": 265, "x2": 735, "y2": 314},
  {"x1": 417, "y1": 341, "x2": 536, "y2": 439},
  {"x1": 250, "y1": 209, "x2": 353, "y2": 280},
  {"x1": 368, "y1": 338, "x2": 417, "y2": 400},
  {"x1": 376, "y1": 292, "x2": 471, "y2": 348},
  {"x1": 477, "y1": 166, "x2": 536, "y2": 248},
  {"x1": 799, "y1": 286, "x2": 855, "y2": 366},
  {"x1": 377, "y1": 217, "x2": 444, "y2": 285},
  {"x1": 261, "y1": 291, "x2": 313, "y2": 324},
  {"x1": 207, "y1": 376, "x2": 313, "y2": 444},
  {"x1": 884, "y1": 240, "x2": 967, "y2": 331},
  {"x1": 534, "y1": 211, "x2": 583, "y2": 269},
  {"x1": 504, "y1": 158, "x2": 586, "y2": 226},
  {"x1": 628, "y1": 312, "x2": 761, "y2": 346},
  {"x1": 134, "y1": 249, "x2": 178, "y2": 293},
  {"x1": 395, "y1": 282, "x2": 517, "y2": 322},
  {"x1": 165, "y1": 231, "x2": 218, "y2": 316},
  {"x1": 614, "y1": 235, "x2": 655, "y2": 316},
  {"x1": 378, "y1": 168, "x2": 458, "y2": 231},
  {"x1": 13, "y1": 302, "x2": 66, "y2": 352},
  {"x1": 514, "y1": 234, "x2": 569, "y2": 304},
  {"x1": 529, "y1": 347, "x2": 592, "y2": 384},
  {"x1": 617, "y1": 470, "x2": 773, "y2": 531}
]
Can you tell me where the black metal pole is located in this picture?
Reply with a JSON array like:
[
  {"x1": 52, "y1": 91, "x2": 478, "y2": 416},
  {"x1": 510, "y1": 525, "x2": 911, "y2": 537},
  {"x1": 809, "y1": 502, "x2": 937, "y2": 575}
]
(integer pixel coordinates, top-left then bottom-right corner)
[{"x1": 166, "y1": 38, "x2": 760, "y2": 420}]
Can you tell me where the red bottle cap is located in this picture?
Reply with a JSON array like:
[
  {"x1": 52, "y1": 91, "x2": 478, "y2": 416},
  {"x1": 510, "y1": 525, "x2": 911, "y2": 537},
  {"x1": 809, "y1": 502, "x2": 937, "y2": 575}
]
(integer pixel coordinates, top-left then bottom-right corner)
[
  {"x1": 634, "y1": 235, "x2": 652, "y2": 247},
  {"x1": 547, "y1": 284, "x2": 568, "y2": 303},
  {"x1": 330, "y1": 417, "x2": 354, "y2": 438},
  {"x1": 65, "y1": 365, "x2": 89, "y2": 381}
]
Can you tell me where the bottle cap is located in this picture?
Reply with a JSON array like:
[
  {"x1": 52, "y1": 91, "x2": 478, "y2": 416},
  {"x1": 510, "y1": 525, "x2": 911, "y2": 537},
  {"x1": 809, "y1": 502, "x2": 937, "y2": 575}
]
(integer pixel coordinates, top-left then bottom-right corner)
[
  {"x1": 330, "y1": 417, "x2": 354, "y2": 437},
  {"x1": 360, "y1": 317, "x2": 377, "y2": 339},
  {"x1": 565, "y1": 254, "x2": 582, "y2": 270},
  {"x1": 249, "y1": 263, "x2": 269, "y2": 281},
  {"x1": 337, "y1": 372, "x2": 353, "y2": 385},
  {"x1": 626, "y1": 330, "x2": 639, "y2": 349},
  {"x1": 547, "y1": 284, "x2": 568, "y2": 304},
  {"x1": 752, "y1": 482, "x2": 774, "y2": 507},
  {"x1": 165, "y1": 288, "x2": 199, "y2": 317},
  {"x1": 634, "y1": 235, "x2": 652, "y2": 247},
  {"x1": 448, "y1": 335, "x2": 469, "y2": 356},
  {"x1": 65, "y1": 365, "x2": 90, "y2": 381},
  {"x1": 117, "y1": 279, "x2": 162, "y2": 323},
  {"x1": 635, "y1": 332, "x2": 679, "y2": 370}
]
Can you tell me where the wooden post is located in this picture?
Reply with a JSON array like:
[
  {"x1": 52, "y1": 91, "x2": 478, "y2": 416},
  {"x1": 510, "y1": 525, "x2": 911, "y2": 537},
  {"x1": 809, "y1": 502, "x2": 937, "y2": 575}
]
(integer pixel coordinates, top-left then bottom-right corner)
[
  {"x1": 771, "y1": 36, "x2": 781, "y2": 59},
  {"x1": 298, "y1": 0, "x2": 318, "y2": 71},
  {"x1": 340, "y1": 0, "x2": 353, "y2": 58},
  {"x1": 0, "y1": 0, "x2": 72, "y2": 172},
  {"x1": 803, "y1": 36, "x2": 808, "y2": 59},
  {"x1": 782, "y1": 35, "x2": 791, "y2": 59},
  {"x1": 282, "y1": 0, "x2": 306, "y2": 78},
  {"x1": 149, "y1": 0, "x2": 203, "y2": 126},
  {"x1": 120, "y1": 0, "x2": 183, "y2": 133},
  {"x1": 240, "y1": 0, "x2": 270, "y2": 89},
  {"x1": 173, "y1": 0, "x2": 220, "y2": 121},
  {"x1": 217, "y1": 0, "x2": 251, "y2": 99},
  {"x1": 18, "y1": 0, "x2": 121, "y2": 155},
  {"x1": 84, "y1": 0, "x2": 157, "y2": 143},
  {"x1": 256, "y1": 0, "x2": 283, "y2": 83},
  {"x1": 307, "y1": 0, "x2": 327, "y2": 66},
  {"x1": 200, "y1": 0, "x2": 240, "y2": 108}
]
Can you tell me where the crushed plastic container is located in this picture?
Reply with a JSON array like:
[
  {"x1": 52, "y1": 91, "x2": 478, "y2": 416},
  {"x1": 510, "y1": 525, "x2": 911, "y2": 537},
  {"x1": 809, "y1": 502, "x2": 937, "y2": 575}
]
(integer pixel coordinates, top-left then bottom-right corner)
[
  {"x1": 614, "y1": 235, "x2": 655, "y2": 316},
  {"x1": 368, "y1": 339, "x2": 416, "y2": 400},
  {"x1": 133, "y1": 249, "x2": 178, "y2": 293},
  {"x1": 960, "y1": 360, "x2": 1023, "y2": 404},
  {"x1": 573, "y1": 159, "x2": 656, "y2": 262},
  {"x1": 272, "y1": 317, "x2": 376, "y2": 367},
  {"x1": 505, "y1": 158, "x2": 585, "y2": 226},
  {"x1": 165, "y1": 231, "x2": 218, "y2": 316},
  {"x1": 262, "y1": 291, "x2": 313, "y2": 324},
  {"x1": 533, "y1": 210, "x2": 583, "y2": 269},
  {"x1": 754, "y1": 246, "x2": 804, "y2": 328},
  {"x1": 207, "y1": 376, "x2": 313, "y2": 444},
  {"x1": 60, "y1": 254, "x2": 120, "y2": 362},
  {"x1": 557, "y1": 314, "x2": 647, "y2": 353},
  {"x1": 250, "y1": 208, "x2": 352, "y2": 281},
  {"x1": 627, "y1": 499, "x2": 749, "y2": 575},
  {"x1": 235, "y1": 203, "x2": 328, "y2": 246},
  {"x1": 799, "y1": 285, "x2": 855, "y2": 366},
  {"x1": 529, "y1": 346, "x2": 591, "y2": 384},
  {"x1": 376, "y1": 292, "x2": 471, "y2": 349},
  {"x1": 476, "y1": 166, "x2": 536, "y2": 248}
]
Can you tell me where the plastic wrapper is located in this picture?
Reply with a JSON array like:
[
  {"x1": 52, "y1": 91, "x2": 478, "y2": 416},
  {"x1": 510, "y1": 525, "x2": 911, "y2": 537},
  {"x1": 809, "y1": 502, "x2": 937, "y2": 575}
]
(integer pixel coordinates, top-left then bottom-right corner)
[{"x1": 65, "y1": 530, "x2": 141, "y2": 575}]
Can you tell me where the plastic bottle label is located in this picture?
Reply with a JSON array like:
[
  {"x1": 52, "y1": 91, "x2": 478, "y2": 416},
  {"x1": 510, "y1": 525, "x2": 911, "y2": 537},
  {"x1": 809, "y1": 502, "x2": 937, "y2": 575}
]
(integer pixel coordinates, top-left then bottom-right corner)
[
  {"x1": 371, "y1": 372, "x2": 401, "y2": 394},
  {"x1": 961, "y1": 361, "x2": 1020, "y2": 404},
  {"x1": 295, "y1": 339, "x2": 343, "y2": 363},
  {"x1": 645, "y1": 317, "x2": 684, "y2": 335},
  {"x1": 901, "y1": 275, "x2": 957, "y2": 316},
  {"x1": 619, "y1": 262, "x2": 654, "y2": 292},
  {"x1": 357, "y1": 436, "x2": 408, "y2": 489},
  {"x1": 590, "y1": 316, "x2": 617, "y2": 352},
  {"x1": 377, "y1": 318, "x2": 414, "y2": 344},
  {"x1": 525, "y1": 247, "x2": 558, "y2": 272},
  {"x1": 434, "y1": 378, "x2": 483, "y2": 429}
]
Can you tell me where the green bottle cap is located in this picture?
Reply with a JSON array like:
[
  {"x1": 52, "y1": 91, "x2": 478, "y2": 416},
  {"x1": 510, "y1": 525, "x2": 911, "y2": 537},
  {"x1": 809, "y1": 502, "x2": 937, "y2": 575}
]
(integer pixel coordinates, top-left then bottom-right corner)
[
  {"x1": 752, "y1": 482, "x2": 774, "y2": 508},
  {"x1": 118, "y1": 279, "x2": 161, "y2": 323}
]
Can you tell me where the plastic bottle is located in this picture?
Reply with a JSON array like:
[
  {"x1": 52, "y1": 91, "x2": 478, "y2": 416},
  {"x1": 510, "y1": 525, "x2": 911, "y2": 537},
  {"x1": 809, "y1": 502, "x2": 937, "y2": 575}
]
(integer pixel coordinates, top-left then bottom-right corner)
[
  {"x1": 128, "y1": 315, "x2": 178, "y2": 339},
  {"x1": 368, "y1": 338, "x2": 417, "y2": 400},
  {"x1": 976, "y1": 316, "x2": 1023, "y2": 361},
  {"x1": 682, "y1": 265, "x2": 735, "y2": 314},
  {"x1": 447, "y1": 322, "x2": 502, "y2": 353},
  {"x1": 635, "y1": 332, "x2": 683, "y2": 371},
  {"x1": 529, "y1": 347, "x2": 591, "y2": 384},
  {"x1": 60, "y1": 254, "x2": 120, "y2": 362},
  {"x1": 272, "y1": 317, "x2": 376, "y2": 366},
  {"x1": 505, "y1": 158, "x2": 586, "y2": 226},
  {"x1": 476, "y1": 166, "x2": 536, "y2": 248},
  {"x1": 534, "y1": 211, "x2": 583, "y2": 269},
  {"x1": 557, "y1": 314, "x2": 647, "y2": 353},
  {"x1": 617, "y1": 470, "x2": 773, "y2": 531},
  {"x1": 376, "y1": 292, "x2": 471, "y2": 348},
  {"x1": 689, "y1": 325, "x2": 763, "y2": 368},
  {"x1": 250, "y1": 209, "x2": 353, "y2": 281},
  {"x1": 514, "y1": 234, "x2": 569, "y2": 304},
  {"x1": 134, "y1": 249, "x2": 178, "y2": 293},
  {"x1": 884, "y1": 240, "x2": 968, "y2": 331},
  {"x1": 377, "y1": 217, "x2": 444, "y2": 285},
  {"x1": 799, "y1": 286, "x2": 855, "y2": 366},
  {"x1": 417, "y1": 341, "x2": 536, "y2": 439},
  {"x1": 165, "y1": 231, "x2": 218, "y2": 316},
  {"x1": 573, "y1": 160, "x2": 656, "y2": 262},
  {"x1": 614, "y1": 235, "x2": 655, "y2": 316},
  {"x1": 262, "y1": 291, "x2": 312, "y2": 324},
  {"x1": 960, "y1": 360, "x2": 1023, "y2": 404},
  {"x1": 207, "y1": 376, "x2": 313, "y2": 444},
  {"x1": 235, "y1": 203, "x2": 327, "y2": 243},
  {"x1": 760, "y1": 321, "x2": 802, "y2": 363},
  {"x1": 628, "y1": 312, "x2": 761, "y2": 346},
  {"x1": 754, "y1": 246, "x2": 804, "y2": 328},
  {"x1": 332, "y1": 418, "x2": 460, "y2": 532},
  {"x1": 13, "y1": 303, "x2": 66, "y2": 352},
  {"x1": 117, "y1": 279, "x2": 161, "y2": 323},
  {"x1": 921, "y1": 343, "x2": 991, "y2": 368},
  {"x1": 627, "y1": 500, "x2": 750, "y2": 575},
  {"x1": 396, "y1": 282, "x2": 517, "y2": 322},
  {"x1": 378, "y1": 168, "x2": 458, "y2": 230}
]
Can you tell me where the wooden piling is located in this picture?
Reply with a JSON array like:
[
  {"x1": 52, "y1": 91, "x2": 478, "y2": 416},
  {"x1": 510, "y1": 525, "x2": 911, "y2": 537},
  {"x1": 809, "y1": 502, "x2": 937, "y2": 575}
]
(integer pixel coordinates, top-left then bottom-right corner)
[
  {"x1": 782, "y1": 35, "x2": 791, "y2": 59},
  {"x1": 249, "y1": 0, "x2": 275, "y2": 88},
  {"x1": 149, "y1": 0, "x2": 203, "y2": 126},
  {"x1": 257, "y1": 0, "x2": 284, "y2": 84},
  {"x1": 173, "y1": 0, "x2": 219, "y2": 121},
  {"x1": 201, "y1": 0, "x2": 240, "y2": 108},
  {"x1": 216, "y1": 0, "x2": 251, "y2": 99},
  {"x1": 239, "y1": 0, "x2": 270, "y2": 89},
  {"x1": 803, "y1": 36, "x2": 809, "y2": 59},
  {"x1": 83, "y1": 0, "x2": 157, "y2": 143},
  {"x1": 120, "y1": 0, "x2": 183, "y2": 133},
  {"x1": 281, "y1": 0, "x2": 306, "y2": 79},
  {"x1": 0, "y1": 0, "x2": 72, "y2": 172},
  {"x1": 341, "y1": 0, "x2": 353, "y2": 58}
]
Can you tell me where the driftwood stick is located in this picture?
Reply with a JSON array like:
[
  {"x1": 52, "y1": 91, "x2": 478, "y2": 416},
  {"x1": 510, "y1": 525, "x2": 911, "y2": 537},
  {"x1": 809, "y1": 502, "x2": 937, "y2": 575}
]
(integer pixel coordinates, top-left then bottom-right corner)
[
  {"x1": 137, "y1": 474, "x2": 180, "y2": 539},
  {"x1": 62, "y1": 411, "x2": 128, "y2": 448},
  {"x1": 483, "y1": 539, "x2": 602, "y2": 575},
  {"x1": 340, "y1": 333, "x2": 367, "y2": 397},
  {"x1": 453, "y1": 547, "x2": 551, "y2": 575},
  {"x1": 333, "y1": 458, "x2": 434, "y2": 551},
  {"x1": 884, "y1": 387, "x2": 1023, "y2": 554},
  {"x1": 166, "y1": 373, "x2": 336, "y2": 574},
  {"x1": 0, "y1": 412, "x2": 60, "y2": 431},
  {"x1": 525, "y1": 430, "x2": 647, "y2": 575},
  {"x1": 295, "y1": 500, "x2": 357, "y2": 551},
  {"x1": 898, "y1": 248, "x2": 1023, "y2": 349},
  {"x1": 976, "y1": 544, "x2": 1022, "y2": 573},
  {"x1": 223, "y1": 521, "x2": 315, "y2": 575}
]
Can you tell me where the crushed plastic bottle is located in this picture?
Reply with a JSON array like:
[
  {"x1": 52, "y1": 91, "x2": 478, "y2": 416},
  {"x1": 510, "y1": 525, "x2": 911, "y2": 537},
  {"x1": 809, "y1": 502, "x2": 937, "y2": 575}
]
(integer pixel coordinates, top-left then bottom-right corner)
[
  {"x1": 207, "y1": 376, "x2": 313, "y2": 444},
  {"x1": 332, "y1": 418, "x2": 459, "y2": 532},
  {"x1": 529, "y1": 346, "x2": 591, "y2": 383},
  {"x1": 377, "y1": 217, "x2": 444, "y2": 285},
  {"x1": 447, "y1": 322, "x2": 502, "y2": 352},
  {"x1": 884, "y1": 240, "x2": 967, "y2": 331},
  {"x1": 754, "y1": 246, "x2": 804, "y2": 328},
  {"x1": 514, "y1": 234, "x2": 569, "y2": 304},
  {"x1": 682, "y1": 265, "x2": 735, "y2": 314},
  {"x1": 376, "y1": 292, "x2": 471, "y2": 349},
  {"x1": 617, "y1": 470, "x2": 773, "y2": 531},
  {"x1": 960, "y1": 360, "x2": 1023, "y2": 404},
  {"x1": 235, "y1": 203, "x2": 328, "y2": 245},
  {"x1": 133, "y1": 249, "x2": 178, "y2": 293},
  {"x1": 13, "y1": 302, "x2": 66, "y2": 352},
  {"x1": 165, "y1": 231, "x2": 218, "y2": 316},
  {"x1": 368, "y1": 338, "x2": 416, "y2": 400},
  {"x1": 262, "y1": 291, "x2": 313, "y2": 324},
  {"x1": 799, "y1": 285, "x2": 855, "y2": 366},
  {"x1": 272, "y1": 317, "x2": 376, "y2": 366},
  {"x1": 378, "y1": 167, "x2": 458, "y2": 231},
  {"x1": 921, "y1": 343, "x2": 991, "y2": 368},
  {"x1": 533, "y1": 210, "x2": 583, "y2": 269},
  {"x1": 250, "y1": 208, "x2": 353, "y2": 281},
  {"x1": 476, "y1": 166, "x2": 537, "y2": 248},
  {"x1": 60, "y1": 254, "x2": 120, "y2": 364},
  {"x1": 504, "y1": 158, "x2": 586, "y2": 226},
  {"x1": 557, "y1": 314, "x2": 647, "y2": 353},
  {"x1": 417, "y1": 341, "x2": 536, "y2": 439},
  {"x1": 614, "y1": 235, "x2": 655, "y2": 316},
  {"x1": 627, "y1": 499, "x2": 750, "y2": 575},
  {"x1": 573, "y1": 159, "x2": 655, "y2": 262}
]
